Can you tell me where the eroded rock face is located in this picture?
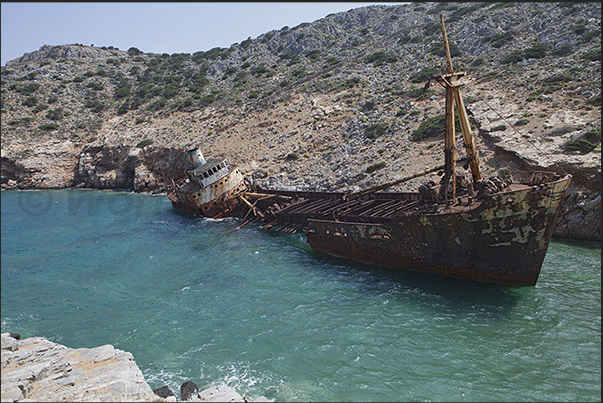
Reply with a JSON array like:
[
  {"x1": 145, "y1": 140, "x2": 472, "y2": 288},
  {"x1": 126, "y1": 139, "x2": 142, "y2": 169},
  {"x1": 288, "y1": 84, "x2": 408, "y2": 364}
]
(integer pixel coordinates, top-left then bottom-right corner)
[
  {"x1": 554, "y1": 190, "x2": 601, "y2": 241},
  {"x1": 1, "y1": 333, "x2": 161, "y2": 402}
]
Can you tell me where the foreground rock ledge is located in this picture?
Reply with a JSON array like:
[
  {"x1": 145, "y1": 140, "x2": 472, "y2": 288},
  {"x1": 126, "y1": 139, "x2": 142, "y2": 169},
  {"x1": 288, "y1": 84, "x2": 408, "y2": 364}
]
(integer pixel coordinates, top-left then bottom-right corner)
[
  {"x1": 1, "y1": 333, "x2": 265, "y2": 402},
  {"x1": 1, "y1": 333, "x2": 162, "y2": 402}
]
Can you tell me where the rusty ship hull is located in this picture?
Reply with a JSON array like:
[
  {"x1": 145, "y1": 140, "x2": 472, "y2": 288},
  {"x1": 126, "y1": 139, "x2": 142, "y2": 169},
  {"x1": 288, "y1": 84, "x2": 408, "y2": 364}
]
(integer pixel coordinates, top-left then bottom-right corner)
[
  {"x1": 295, "y1": 175, "x2": 571, "y2": 286},
  {"x1": 170, "y1": 165, "x2": 571, "y2": 286}
]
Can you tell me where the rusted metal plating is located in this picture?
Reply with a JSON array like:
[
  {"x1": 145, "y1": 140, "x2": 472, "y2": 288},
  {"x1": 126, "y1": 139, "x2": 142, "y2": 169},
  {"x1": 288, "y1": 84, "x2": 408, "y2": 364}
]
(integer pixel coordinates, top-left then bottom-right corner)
[{"x1": 301, "y1": 174, "x2": 571, "y2": 286}]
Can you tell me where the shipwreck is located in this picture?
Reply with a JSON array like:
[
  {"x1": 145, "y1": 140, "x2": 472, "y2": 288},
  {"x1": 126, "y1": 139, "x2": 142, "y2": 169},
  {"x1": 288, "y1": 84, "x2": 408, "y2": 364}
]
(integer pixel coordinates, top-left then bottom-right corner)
[{"x1": 167, "y1": 16, "x2": 571, "y2": 286}]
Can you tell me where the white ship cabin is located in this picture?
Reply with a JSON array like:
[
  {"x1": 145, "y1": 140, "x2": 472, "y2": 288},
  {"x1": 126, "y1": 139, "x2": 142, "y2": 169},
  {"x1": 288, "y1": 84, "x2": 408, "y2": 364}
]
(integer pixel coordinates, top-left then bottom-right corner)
[
  {"x1": 185, "y1": 147, "x2": 232, "y2": 189},
  {"x1": 187, "y1": 158, "x2": 232, "y2": 188}
]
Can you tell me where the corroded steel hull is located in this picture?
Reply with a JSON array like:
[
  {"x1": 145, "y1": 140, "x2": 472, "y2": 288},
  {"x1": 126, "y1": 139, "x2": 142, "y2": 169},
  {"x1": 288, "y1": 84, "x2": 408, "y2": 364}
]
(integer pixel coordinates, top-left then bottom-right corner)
[{"x1": 304, "y1": 175, "x2": 571, "y2": 286}]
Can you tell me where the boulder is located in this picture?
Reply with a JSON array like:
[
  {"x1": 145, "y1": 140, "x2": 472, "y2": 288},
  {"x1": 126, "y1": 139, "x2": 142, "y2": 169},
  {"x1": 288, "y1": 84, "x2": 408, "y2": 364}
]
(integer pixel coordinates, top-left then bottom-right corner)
[
  {"x1": 153, "y1": 385, "x2": 175, "y2": 399},
  {"x1": 180, "y1": 380, "x2": 199, "y2": 401}
]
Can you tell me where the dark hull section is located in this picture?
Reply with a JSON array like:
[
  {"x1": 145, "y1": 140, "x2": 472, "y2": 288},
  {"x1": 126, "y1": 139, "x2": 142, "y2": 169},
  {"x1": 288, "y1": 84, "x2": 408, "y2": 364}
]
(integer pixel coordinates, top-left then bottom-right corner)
[
  {"x1": 168, "y1": 193, "x2": 248, "y2": 219},
  {"x1": 305, "y1": 176, "x2": 571, "y2": 286}
]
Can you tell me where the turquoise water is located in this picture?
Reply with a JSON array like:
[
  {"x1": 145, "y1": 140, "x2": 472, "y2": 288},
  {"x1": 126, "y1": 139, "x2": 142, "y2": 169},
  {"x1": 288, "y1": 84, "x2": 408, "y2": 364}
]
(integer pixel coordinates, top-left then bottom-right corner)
[{"x1": 1, "y1": 189, "x2": 600, "y2": 402}]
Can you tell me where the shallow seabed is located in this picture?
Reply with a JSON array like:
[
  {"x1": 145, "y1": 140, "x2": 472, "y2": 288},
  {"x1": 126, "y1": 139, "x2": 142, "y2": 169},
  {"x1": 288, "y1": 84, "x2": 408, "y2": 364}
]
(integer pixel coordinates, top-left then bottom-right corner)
[{"x1": 1, "y1": 189, "x2": 600, "y2": 402}]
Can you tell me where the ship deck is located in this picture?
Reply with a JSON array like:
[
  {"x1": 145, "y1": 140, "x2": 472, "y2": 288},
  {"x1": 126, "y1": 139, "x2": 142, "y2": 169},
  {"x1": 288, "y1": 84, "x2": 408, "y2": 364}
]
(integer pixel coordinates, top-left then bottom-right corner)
[{"x1": 247, "y1": 183, "x2": 534, "y2": 229}]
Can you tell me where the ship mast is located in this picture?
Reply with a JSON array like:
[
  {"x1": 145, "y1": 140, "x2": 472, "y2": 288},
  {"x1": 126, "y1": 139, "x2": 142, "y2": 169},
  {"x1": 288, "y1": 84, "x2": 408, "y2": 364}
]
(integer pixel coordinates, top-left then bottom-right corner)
[{"x1": 436, "y1": 15, "x2": 482, "y2": 201}]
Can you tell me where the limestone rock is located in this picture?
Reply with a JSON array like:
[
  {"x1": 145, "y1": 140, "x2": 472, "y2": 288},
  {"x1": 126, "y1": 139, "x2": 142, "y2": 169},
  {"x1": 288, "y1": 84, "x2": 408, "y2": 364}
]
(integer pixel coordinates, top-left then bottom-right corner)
[{"x1": 1, "y1": 334, "x2": 162, "y2": 402}]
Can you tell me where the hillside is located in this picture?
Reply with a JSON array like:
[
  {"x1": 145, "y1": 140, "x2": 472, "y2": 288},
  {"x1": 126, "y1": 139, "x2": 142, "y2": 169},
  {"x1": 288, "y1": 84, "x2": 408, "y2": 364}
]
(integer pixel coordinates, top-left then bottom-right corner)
[{"x1": 1, "y1": 2, "x2": 600, "y2": 240}]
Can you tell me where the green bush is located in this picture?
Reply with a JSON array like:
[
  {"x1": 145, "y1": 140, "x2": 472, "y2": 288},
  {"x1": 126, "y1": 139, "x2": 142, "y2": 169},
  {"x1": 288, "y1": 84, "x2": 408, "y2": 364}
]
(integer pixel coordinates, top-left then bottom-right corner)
[
  {"x1": 563, "y1": 138, "x2": 597, "y2": 154},
  {"x1": 501, "y1": 50, "x2": 524, "y2": 64},
  {"x1": 409, "y1": 67, "x2": 439, "y2": 83},
  {"x1": 343, "y1": 77, "x2": 361, "y2": 89},
  {"x1": 34, "y1": 103, "x2": 49, "y2": 113},
  {"x1": 362, "y1": 100, "x2": 376, "y2": 112},
  {"x1": 364, "y1": 123, "x2": 389, "y2": 140},
  {"x1": 514, "y1": 118, "x2": 530, "y2": 126},
  {"x1": 38, "y1": 123, "x2": 60, "y2": 132},
  {"x1": 584, "y1": 127, "x2": 601, "y2": 144},
  {"x1": 365, "y1": 161, "x2": 387, "y2": 174},
  {"x1": 445, "y1": 3, "x2": 485, "y2": 23},
  {"x1": 485, "y1": 31, "x2": 516, "y2": 48},
  {"x1": 251, "y1": 65, "x2": 269, "y2": 76},
  {"x1": 45, "y1": 108, "x2": 64, "y2": 121},
  {"x1": 86, "y1": 81, "x2": 104, "y2": 91},
  {"x1": 146, "y1": 99, "x2": 165, "y2": 111},
  {"x1": 571, "y1": 23, "x2": 588, "y2": 35},
  {"x1": 291, "y1": 67, "x2": 306, "y2": 78},
  {"x1": 553, "y1": 44, "x2": 574, "y2": 56},
  {"x1": 471, "y1": 57, "x2": 485, "y2": 67},
  {"x1": 285, "y1": 152, "x2": 298, "y2": 160},
  {"x1": 411, "y1": 113, "x2": 461, "y2": 141},
  {"x1": 363, "y1": 51, "x2": 397, "y2": 66},
  {"x1": 305, "y1": 49, "x2": 321, "y2": 60},
  {"x1": 161, "y1": 83, "x2": 180, "y2": 99},
  {"x1": 406, "y1": 85, "x2": 432, "y2": 99},
  {"x1": 261, "y1": 32, "x2": 274, "y2": 43},
  {"x1": 581, "y1": 49, "x2": 601, "y2": 61},
  {"x1": 136, "y1": 139, "x2": 154, "y2": 148},
  {"x1": 117, "y1": 101, "x2": 130, "y2": 115},
  {"x1": 240, "y1": 37, "x2": 253, "y2": 49},
  {"x1": 84, "y1": 98, "x2": 105, "y2": 112},
  {"x1": 15, "y1": 83, "x2": 41, "y2": 95},
  {"x1": 324, "y1": 57, "x2": 340, "y2": 67},
  {"x1": 223, "y1": 67, "x2": 237, "y2": 77},
  {"x1": 22, "y1": 96, "x2": 38, "y2": 107},
  {"x1": 7, "y1": 117, "x2": 34, "y2": 126},
  {"x1": 588, "y1": 94, "x2": 601, "y2": 107},
  {"x1": 490, "y1": 125, "x2": 507, "y2": 132},
  {"x1": 523, "y1": 43, "x2": 548, "y2": 59},
  {"x1": 398, "y1": 34, "x2": 412, "y2": 44},
  {"x1": 580, "y1": 30, "x2": 601, "y2": 43},
  {"x1": 422, "y1": 22, "x2": 439, "y2": 37},
  {"x1": 114, "y1": 79, "x2": 131, "y2": 99},
  {"x1": 127, "y1": 47, "x2": 143, "y2": 56},
  {"x1": 428, "y1": 41, "x2": 461, "y2": 58}
]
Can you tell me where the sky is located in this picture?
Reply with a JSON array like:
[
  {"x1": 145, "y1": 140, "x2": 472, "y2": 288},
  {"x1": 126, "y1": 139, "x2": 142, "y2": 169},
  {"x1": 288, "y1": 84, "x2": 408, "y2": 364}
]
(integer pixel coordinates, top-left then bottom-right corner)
[{"x1": 1, "y1": 2, "x2": 408, "y2": 66}]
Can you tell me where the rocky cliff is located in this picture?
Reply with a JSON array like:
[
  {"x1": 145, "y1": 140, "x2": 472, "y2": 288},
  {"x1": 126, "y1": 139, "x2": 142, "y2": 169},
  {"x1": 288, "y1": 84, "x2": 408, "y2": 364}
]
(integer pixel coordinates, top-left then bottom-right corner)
[{"x1": 1, "y1": 2, "x2": 600, "y2": 241}]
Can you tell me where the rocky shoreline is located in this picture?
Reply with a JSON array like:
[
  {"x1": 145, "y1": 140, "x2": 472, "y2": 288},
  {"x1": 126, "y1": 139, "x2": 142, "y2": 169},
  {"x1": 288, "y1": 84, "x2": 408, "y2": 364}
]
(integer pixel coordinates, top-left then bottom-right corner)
[{"x1": 1, "y1": 333, "x2": 271, "y2": 402}]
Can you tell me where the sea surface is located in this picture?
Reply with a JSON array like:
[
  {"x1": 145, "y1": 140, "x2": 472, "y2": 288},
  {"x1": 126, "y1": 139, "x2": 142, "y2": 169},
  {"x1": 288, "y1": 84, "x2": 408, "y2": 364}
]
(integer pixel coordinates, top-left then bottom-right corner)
[{"x1": 1, "y1": 189, "x2": 600, "y2": 402}]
